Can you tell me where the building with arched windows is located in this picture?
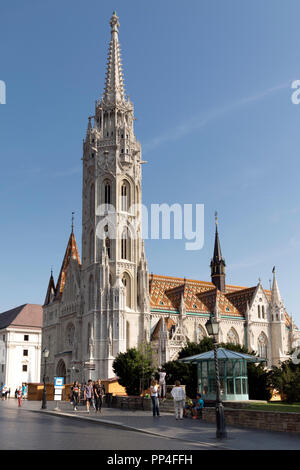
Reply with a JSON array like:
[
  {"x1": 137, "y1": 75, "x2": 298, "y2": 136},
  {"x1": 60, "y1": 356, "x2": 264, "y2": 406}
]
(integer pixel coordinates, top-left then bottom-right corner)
[{"x1": 41, "y1": 13, "x2": 300, "y2": 383}]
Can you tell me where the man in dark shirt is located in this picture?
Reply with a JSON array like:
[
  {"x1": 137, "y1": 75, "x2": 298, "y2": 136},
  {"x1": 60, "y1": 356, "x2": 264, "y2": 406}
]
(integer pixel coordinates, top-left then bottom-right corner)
[{"x1": 93, "y1": 379, "x2": 105, "y2": 413}]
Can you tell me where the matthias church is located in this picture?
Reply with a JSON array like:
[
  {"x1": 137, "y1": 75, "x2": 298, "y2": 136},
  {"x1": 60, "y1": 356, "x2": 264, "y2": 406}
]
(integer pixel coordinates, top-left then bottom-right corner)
[{"x1": 42, "y1": 12, "x2": 300, "y2": 383}]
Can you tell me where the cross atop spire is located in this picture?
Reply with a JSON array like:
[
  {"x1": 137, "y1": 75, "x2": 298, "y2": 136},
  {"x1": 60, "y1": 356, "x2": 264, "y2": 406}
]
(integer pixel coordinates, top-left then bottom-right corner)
[
  {"x1": 103, "y1": 11, "x2": 126, "y2": 105},
  {"x1": 71, "y1": 211, "x2": 75, "y2": 233}
]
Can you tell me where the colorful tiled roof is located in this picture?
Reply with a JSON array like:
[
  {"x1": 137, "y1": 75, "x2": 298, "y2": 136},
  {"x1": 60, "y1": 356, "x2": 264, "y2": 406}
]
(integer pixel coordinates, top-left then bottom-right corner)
[
  {"x1": 150, "y1": 274, "x2": 269, "y2": 319},
  {"x1": 55, "y1": 232, "x2": 81, "y2": 300}
]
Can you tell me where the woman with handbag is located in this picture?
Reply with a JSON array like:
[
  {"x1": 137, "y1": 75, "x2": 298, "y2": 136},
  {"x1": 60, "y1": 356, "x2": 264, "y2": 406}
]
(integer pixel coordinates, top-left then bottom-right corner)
[{"x1": 71, "y1": 381, "x2": 80, "y2": 411}]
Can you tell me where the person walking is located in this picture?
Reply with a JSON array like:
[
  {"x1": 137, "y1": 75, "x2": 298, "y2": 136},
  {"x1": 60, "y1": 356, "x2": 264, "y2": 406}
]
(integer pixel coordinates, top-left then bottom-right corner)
[
  {"x1": 171, "y1": 380, "x2": 186, "y2": 420},
  {"x1": 71, "y1": 381, "x2": 80, "y2": 411},
  {"x1": 93, "y1": 379, "x2": 105, "y2": 413},
  {"x1": 150, "y1": 379, "x2": 160, "y2": 417},
  {"x1": 17, "y1": 386, "x2": 22, "y2": 407},
  {"x1": 158, "y1": 368, "x2": 167, "y2": 401},
  {"x1": 84, "y1": 379, "x2": 94, "y2": 414},
  {"x1": 2, "y1": 385, "x2": 8, "y2": 400}
]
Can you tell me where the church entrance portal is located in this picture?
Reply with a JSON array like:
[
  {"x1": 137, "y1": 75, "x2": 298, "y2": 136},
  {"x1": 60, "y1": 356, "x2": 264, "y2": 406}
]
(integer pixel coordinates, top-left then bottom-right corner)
[{"x1": 56, "y1": 359, "x2": 67, "y2": 384}]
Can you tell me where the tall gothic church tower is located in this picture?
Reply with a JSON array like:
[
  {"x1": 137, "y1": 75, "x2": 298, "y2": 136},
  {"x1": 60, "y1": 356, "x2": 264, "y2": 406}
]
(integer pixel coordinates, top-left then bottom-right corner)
[
  {"x1": 81, "y1": 12, "x2": 150, "y2": 378},
  {"x1": 42, "y1": 12, "x2": 150, "y2": 384}
]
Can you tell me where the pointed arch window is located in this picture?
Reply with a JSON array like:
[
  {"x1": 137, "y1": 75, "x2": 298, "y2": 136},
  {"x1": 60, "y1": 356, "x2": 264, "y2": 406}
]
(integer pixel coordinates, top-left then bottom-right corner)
[
  {"x1": 121, "y1": 229, "x2": 127, "y2": 259},
  {"x1": 258, "y1": 333, "x2": 268, "y2": 359},
  {"x1": 122, "y1": 273, "x2": 131, "y2": 309},
  {"x1": 90, "y1": 184, "x2": 95, "y2": 218},
  {"x1": 121, "y1": 227, "x2": 131, "y2": 260},
  {"x1": 121, "y1": 183, "x2": 127, "y2": 211},
  {"x1": 105, "y1": 236, "x2": 111, "y2": 258},
  {"x1": 227, "y1": 328, "x2": 239, "y2": 345},
  {"x1": 258, "y1": 305, "x2": 261, "y2": 318},
  {"x1": 104, "y1": 181, "x2": 111, "y2": 205},
  {"x1": 121, "y1": 180, "x2": 130, "y2": 212},
  {"x1": 88, "y1": 275, "x2": 94, "y2": 310},
  {"x1": 89, "y1": 230, "x2": 94, "y2": 263},
  {"x1": 87, "y1": 323, "x2": 91, "y2": 353},
  {"x1": 197, "y1": 324, "x2": 206, "y2": 342},
  {"x1": 66, "y1": 323, "x2": 75, "y2": 347}
]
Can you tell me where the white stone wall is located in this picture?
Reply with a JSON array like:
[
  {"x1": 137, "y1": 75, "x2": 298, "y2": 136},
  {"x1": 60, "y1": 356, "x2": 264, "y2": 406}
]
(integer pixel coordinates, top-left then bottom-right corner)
[{"x1": 0, "y1": 327, "x2": 41, "y2": 392}]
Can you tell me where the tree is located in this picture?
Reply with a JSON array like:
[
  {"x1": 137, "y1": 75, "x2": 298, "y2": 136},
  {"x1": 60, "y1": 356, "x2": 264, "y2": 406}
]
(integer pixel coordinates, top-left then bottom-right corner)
[
  {"x1": 247, "y1": 362, "x2": 272, "y2": 400},
  {"x1": 163, "y1": 360, "x2": 196, "y2": 398},
  {"x1": 268, "y1": 360, "x2": 300, "y2": 403},
  {"x1": 112, "y1": 346, "x2": 155, "y2": 396},
  {"x1": 177, "y1": 338, "x2": 214, "y2": 359}
]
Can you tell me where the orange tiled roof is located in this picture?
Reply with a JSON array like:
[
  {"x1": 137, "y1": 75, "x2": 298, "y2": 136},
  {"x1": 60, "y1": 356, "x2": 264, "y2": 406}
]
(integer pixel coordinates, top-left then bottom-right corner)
[
  {"x1": 55, "y1": 232, "x2": 81, "y2": 300},
  {"x1": 149, "y1": 274, "x2": 269, "y2": 319}
]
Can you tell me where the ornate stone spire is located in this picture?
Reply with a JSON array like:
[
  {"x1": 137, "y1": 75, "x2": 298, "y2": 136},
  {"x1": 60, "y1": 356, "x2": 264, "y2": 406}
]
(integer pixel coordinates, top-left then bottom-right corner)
[
  {"x1": 212, "y1": 212, "x2": 223, "y2": 261},
  {"x1": 44, "y1": 269, "x2": 56, "y2": 305},
  {"x1": 271, "y1": 266, "x2": 283, "y2": 307},
  {"x1": 103, "y1": 11, "x2": 125, "y2": 105},
  {"x1": 210, "y1": 212, "x2": 226, "y2": 292}
]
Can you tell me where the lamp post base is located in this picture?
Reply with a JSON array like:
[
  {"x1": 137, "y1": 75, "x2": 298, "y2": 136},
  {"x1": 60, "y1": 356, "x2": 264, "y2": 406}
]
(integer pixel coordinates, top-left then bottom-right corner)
[
  {"x1": 41, "y1": 384, "x2": 47, "y2": 410},
  {"x1": 215, "y1": 402, "x2": 227, "y2": 439}
]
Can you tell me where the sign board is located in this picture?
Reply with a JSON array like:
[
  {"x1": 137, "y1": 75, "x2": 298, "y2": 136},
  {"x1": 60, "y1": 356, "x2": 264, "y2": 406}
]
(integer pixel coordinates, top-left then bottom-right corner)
[
  {"x1": 84, "y1": 362, "x2": 95, "y2": 370},
  {"x1": 54, "y1": 377, "x2": 64, "y2": 402},
  {"x1": 54, "y1": 377, "x2": 64, "y2": 388}
]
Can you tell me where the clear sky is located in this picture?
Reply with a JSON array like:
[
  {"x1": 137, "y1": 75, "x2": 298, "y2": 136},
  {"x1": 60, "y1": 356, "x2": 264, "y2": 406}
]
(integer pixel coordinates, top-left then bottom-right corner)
[{"x1": 0, "y1": 0, "x2": 299, "y2": 326}]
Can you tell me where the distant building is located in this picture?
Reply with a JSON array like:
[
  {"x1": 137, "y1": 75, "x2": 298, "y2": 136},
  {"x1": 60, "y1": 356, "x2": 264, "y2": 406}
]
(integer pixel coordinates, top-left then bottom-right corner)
[{"x1": 0, "y1": 304, "x2": 43, "y2": 392}]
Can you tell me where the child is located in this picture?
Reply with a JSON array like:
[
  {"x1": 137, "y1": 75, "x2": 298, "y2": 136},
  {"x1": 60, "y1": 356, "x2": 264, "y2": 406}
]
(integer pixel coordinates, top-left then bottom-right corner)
[
  {"x1": 192, "y1": 393, "x2": 204, "y2": 419},
  {"x1": 17, "y1": 387, "x2": 22, "y2": 407}
]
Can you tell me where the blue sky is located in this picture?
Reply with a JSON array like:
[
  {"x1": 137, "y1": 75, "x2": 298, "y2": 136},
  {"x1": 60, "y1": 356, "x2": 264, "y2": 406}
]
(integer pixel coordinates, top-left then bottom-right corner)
[{"x1": 0, "y1": 0, "x2": 300, "y2": 326}]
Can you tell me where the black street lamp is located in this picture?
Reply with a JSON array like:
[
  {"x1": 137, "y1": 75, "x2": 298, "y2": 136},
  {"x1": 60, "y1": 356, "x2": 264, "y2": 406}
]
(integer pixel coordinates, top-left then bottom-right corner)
[
  {"x1": 205, "y1": 316, "x2": 227, "y2": 439},
  {"x1": 41, "y1": 348, "x2": 50, "y2": 410}
]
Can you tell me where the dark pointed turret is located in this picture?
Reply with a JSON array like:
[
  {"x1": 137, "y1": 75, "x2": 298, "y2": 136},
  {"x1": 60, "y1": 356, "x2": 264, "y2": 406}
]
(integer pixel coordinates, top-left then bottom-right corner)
[
  {"x1": 44, "y1": 269, "x2": 56, "y2": 305},
  {"x1": 210, "y1": 212, "x2": 226, "y2": 292}
]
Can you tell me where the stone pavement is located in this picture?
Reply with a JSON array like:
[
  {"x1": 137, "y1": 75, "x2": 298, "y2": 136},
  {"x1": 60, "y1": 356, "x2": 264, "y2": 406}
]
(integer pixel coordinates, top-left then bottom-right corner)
[{"x1": 4, "y1": 398, "x2": 300, "y2": 450}]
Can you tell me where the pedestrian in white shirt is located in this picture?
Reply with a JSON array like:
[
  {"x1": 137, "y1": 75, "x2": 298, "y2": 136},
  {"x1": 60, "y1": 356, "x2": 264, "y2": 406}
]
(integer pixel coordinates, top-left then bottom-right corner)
[
  {"x1": 171, "y1": 380, "x2": 186, "y2": 420},
  {"x1": 150, "y1": 379, "x2": 160, "y2": 417}
]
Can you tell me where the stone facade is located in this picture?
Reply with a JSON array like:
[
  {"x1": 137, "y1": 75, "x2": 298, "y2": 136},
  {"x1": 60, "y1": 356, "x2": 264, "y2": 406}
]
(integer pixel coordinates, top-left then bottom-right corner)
[{"x1": 41, "y1": 13, "x2": 300, "y2": 384}]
